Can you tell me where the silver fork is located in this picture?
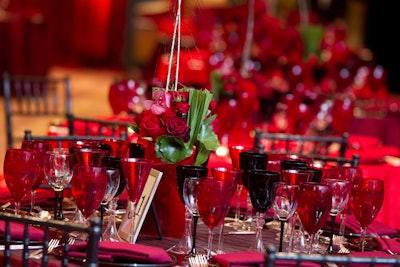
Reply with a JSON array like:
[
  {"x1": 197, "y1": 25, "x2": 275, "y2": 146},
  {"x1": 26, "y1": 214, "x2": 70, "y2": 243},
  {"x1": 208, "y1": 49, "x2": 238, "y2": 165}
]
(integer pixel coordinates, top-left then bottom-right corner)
[
  {"x1": 29, "y1": 238, "x2": 60, "y2": 259},
  {"x1": 188, "y1": 254, "x2": 208, "y2": 267}
]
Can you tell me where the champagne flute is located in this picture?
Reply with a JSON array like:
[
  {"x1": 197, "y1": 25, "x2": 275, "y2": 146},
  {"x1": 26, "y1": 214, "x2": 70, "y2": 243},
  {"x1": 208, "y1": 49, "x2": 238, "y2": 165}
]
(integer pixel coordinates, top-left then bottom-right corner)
[
  {"x1": 43, "y1": 149, "x2": 74, "y2": 219},
  {"x1": 351, "y1": 177, "x2": 384, "y2": 252},
  {"x1": 120, "y1": 158, "x2": 153, "y2": 244},
  {"x1": 197, "y1": 177, "x2": 236, "y2": 258},
  {"x1": 3, "y1": 148, "x2": 38, "y2": 215},
  {"x1": 168, "y1": 165, "x2": 208, "y2": 256},
  {"x1": 21, "y1": 140, "x2": 52, "y2": 214},
  {"x1": 271, "y1": 182, "x2": 299, "y2": 252},
  {"x1": 247, "y1": 170, "x2": 280, "y2": 252},
  {"x1": 297, "y1": 182, "x2": 332, "y2": 254},
  {"x1": 321, "y1": 179, "x2": 350, "y2": 253}
]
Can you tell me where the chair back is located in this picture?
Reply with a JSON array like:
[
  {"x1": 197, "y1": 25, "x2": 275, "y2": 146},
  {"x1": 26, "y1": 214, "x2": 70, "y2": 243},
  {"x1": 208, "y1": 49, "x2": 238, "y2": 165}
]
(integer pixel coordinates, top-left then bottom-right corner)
[
  {"x1": 2, "y1": 72, "x2": 72, "y2": 148},
  {"x1": 0, "y1": 211, "x2": 101, "y2": 267},
  {"x1": 265, "y1": 244, "x2": 400, "y2": 266}
]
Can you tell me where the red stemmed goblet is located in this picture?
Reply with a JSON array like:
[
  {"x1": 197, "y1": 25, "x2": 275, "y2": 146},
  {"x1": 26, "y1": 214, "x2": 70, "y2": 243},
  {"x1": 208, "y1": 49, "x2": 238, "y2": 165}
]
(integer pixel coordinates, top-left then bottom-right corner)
[
  {"x1": 3, "y1": 148, "x2": 38, "y2": 215},
  {"x1": 351, "y1": 177, "x2": 384, "y2": 252},
  {"x1": 247, "y1": 170, "x2": 280, "y2": 252},
  {"x1": 297, "y1": 182, "x2": 332, "y2": 254},
  {"x1": 74, "y1": 148, "x2": 108, "y2": 167},
  {"x1": 120, "y1": 158, "x2": 153, "y2": 243}
]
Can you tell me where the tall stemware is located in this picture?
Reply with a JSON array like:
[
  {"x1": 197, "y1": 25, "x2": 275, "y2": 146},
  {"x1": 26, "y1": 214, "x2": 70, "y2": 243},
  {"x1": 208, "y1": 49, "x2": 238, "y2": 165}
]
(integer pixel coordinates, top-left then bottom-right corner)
[
  {"x1": 197, "y1": 177, "x2": 237, "y2": 259},
  {"x1": 351, "y1": 177, "x2": 384, "y2": 252},
  {"x1": 239, "y1": 151, "x2": 269, "y2": 232},
  {"x1": 3, "y1": 148, "x2": 38, "y2": 215},
  {"x1": 100, "y1": 168, "x2": 120, "y2": 222},
  {"x1": 74, "y1": 148, "x2": 108, "y2": 167},
  {"x1": 168, "y1": 165, "x2": 208, "y2": 256},
  {"x1": 210, "y1": 167, "x2": 242, "y2": 254},
  {"x1": 21, "y1": 140, "x2": 52, "y2": 214},
  {"x1": 100, "y1": 138, "x2": 130, "y2": 158},
  {"x1": 120, "y1": 158, "x2": 153, "y2": 244},
  {"x1": 321, "y1": 179, "x2": 350, "y2": 253},
  {"x1": 183, "y1": 176, "x2": 206, "y2": 257},
  {"x1": 247, "y1": 170, "x2": 280, "y2": 252},
  {"x1": 271, "y1": 182, "x2": 299, "y2": 252},
  {"x1": 297, "y1": 182, "x2": 332, "y2": 254},
  {"x1": 227, "y1": 145, "x2": 253, "y2": 230},
  {"x1": 43, "y1": 149, "x2": 74, "y2": 219}
]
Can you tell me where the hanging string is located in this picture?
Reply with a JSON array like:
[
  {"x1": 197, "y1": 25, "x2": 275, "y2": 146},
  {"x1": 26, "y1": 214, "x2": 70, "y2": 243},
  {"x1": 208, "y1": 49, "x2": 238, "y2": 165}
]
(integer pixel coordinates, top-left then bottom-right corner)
[
  {"x1": 165, "y1": 0, "x2": 182, "y2": 92},
  {"x1": 240, "y1": 0, "x2": 255, "y2": 78}
]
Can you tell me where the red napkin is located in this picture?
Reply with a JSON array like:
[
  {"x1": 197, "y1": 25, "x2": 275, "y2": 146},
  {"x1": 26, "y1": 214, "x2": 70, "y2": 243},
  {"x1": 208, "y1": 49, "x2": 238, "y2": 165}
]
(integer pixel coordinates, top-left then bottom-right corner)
[
  {"x1": 348, "y1": 251, "x2": 399, "y2": 267},
  {"x1": 344, "y1": 215, "x2": 398, "y2": 236},
  {"x1": 0, "y1": 221, "x2": 44, "y2": 241},
  {"x1": 374, "y1": 237, "x2": 400, "y2": 254},
  {"x1": 211, "y1": 251, "x2": 320, "y2": 267},
  {"x1": 69, "y1": 241, "x2": 173, "y2": 264},
  {"x1": 0, "y1": 188, "x2": 53, "y2": 207}
]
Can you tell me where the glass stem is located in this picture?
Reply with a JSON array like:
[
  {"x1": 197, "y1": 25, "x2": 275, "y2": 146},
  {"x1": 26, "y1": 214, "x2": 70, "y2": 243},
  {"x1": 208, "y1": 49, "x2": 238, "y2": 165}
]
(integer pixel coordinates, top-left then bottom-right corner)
[
  {"x1": 190, "y1": 214, "x2": 199, "y2": 256},
  {"x1": 183, "y1": 207, "x2": 193, "y2": 250},
  {"x1": 30, "y1": 190, "x2": 36, "y2": 214},
  {"x1": 216, "y1": 223, "x2": 224, "y2": 254},
  {"x1": 207, "y1": 228, "x2": 214, "y2": 259},
  {"x1": 129, "y1": 201, "x2": 137, "y2": 244},
  {"x1": 59, "y1": 189, "x2": 64, "y2": 220},
  {"x1": 234, "y1": 184, "x2": 243, "y2": 226},
  {"x1": 338, "y1": 213, "x2": 347, "y2": 245},
  {"x1": 252, "y1": 212, "x2": 265, "y2": 252},
  {"x1": 308, "y1": 233, "x2": 315, "y2": 254},
  {"x1": 360, "y1": 226, "x2": 367, "y2": 252},
  {"x1": 54, "y1": 191, "x2": 59, "y2": 220},
  {"x1": 288, "y1": 214, "x2": 296, "y2": 252},
  {"x1": 279, "y1": 220, "x2": 285, "y2": 252},
  {"x1": 15, "y1": 201, "x2": 21, "y2": 215},
  {"x1": 244, "y1": 192, "x2": 253, "y2": 231},
  {"x1": 328, "y1": 214, "x2": 336, "y2": 252}
]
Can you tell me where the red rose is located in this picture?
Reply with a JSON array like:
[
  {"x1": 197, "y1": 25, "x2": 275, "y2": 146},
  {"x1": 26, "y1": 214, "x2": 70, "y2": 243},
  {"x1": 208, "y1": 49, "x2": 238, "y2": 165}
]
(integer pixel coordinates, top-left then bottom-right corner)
[
  {"x1": 175, "y1": 102, "x2": 190, "y2": 114},
  {"x1": 166, "y1": 116, "x2": 190, "y2": 142},
  {"x1": 140, "y1": 112, "x2": 164, "y2": 138}
]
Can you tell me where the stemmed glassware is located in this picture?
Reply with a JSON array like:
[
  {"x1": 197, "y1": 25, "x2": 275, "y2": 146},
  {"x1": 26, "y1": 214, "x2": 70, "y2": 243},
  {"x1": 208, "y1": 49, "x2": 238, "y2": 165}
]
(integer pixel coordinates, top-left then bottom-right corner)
[
  {"x1": 183, "y1": 176, "x2": 206, "y2": 256},
  {"x1": 351, "y1": 177, "x2": 384, "y2": 252},
  {"x1": 100, "y1": 168, "x2": 120, "y2": 223},
  {"x1": 247, "y1": 170, "x2": 280, "y2": 252},
  {"x1": 297, "y1": 182, "x2": 332, "y2": 254},
  {"x1": 239, "y1": 151, "x2": 269, "y2": 232},
  {"x1": 227, "y1": 146, "x2": 253, "y2": 230},
  {"x1": 120, "y1": 158, "x2": 153, "y2": 244},
  {"x1": 21, "y1": 140, "x2": 52, "y2": 214},
  {"x1": 43, "y1": 149, "x2": 74, "y2": 219},
  {"x1": 196, "y1": 176, "x2": 237, "y2": 258},
  {"x1": 271, "y1": 182, "x2": 299, "y2": 252},
  {"x1": 321, "y1": 179, "x2": 350, "y2": 253},
  {"x1": 74, "y1": 148, "x2": 108, "y2": 167},
  {"x1": 168, "y1": 165, "x2": 208, "y2": 256},
  {"x1": 210, "y1": 167, "x2": 242, "y2": 254},
  {"x1": 3, "y1": 148, "x2": 38, "y2": 215}
]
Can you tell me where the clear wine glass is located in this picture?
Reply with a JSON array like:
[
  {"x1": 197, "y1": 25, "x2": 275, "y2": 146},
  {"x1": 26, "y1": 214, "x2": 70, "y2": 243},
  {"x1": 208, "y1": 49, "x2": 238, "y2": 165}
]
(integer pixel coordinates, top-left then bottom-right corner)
[
  {"x1": 351, "y1": 177, "x2": 384, "y2": 252},
  {"x1": 297, "y1": 182, "x2": 332, "y2": 254},
  {"x1": 271, "y1": 182, "x2": 299, "y2": 252},
  {"x1": 100, "y1": 168, "x2": 120, "y2": 227},
  {"x1": 120, "y1": 158, "x2": 153, "y2": 244},
  {"x1": 21, "y1": 140, "x2": 52, "y2": 214},
  {"x1": 183, "y1": 176, "x2": 206, "y2": 257},
  {"x1": 210, "y1": 167, "x2": 242, "y2": 254},
  {"x1": 197, "y1": 177, "x2": 237, "y2": 259},
  {"x1": 247, "y1": 170, "x2": 280, "y2": 252},
  {"x1": 43, "y1": 149, "x2": 74, "y2": 219},
  {"x1": 3, "y1": 148, "x2": 38, "y2": 215},
  {"x1": 321, "y1": 179, "x2": 350, "y2": 253},
  {"x1": 168, "y1": 165, "x2": 208, "y2": 256}
]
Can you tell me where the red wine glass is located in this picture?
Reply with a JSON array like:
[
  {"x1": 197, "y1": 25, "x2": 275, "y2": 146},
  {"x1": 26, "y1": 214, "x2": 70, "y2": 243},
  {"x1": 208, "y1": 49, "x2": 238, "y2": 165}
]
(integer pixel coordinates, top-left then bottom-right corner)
[
  {"x1": 351, "y1": 177, "x2": 384, "y2": 252},
  {"x1": 100, "y1": 138, "x2": 130, "y2": 158},
  {"x1": 74, "y1": 148, "x2": 108, "y2": 167},
  {"x1": 168, "y1": 165, "x2": 208, "y2": 256},
  {"x1": 321, "y1": 179, "x2": 350, "y2": 253},
  {"x1": 247, "y1": 170, "x2": 280, "y2": 252},
  {"x1": 120, "y1": 158, "x2": 153, "y2": 243},
  {"x1": 3, "y1": 148, "x2": 38, "y2": 215},
  {"x1": 21, "y1": 140, "x2": 52, "y2": 214},
  {"x1": 197, "y1": 177, "x2": 237, "y2": 258},
  {"x1": 297, "y1": 182, "x2": 332, "y2": 254}
]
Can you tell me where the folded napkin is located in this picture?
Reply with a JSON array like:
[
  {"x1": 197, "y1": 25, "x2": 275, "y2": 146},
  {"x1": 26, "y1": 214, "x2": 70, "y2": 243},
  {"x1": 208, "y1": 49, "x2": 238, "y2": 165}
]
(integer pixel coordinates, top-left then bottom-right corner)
[
  {"x1": 374, "y1": 237, "x2": 400, "y2": 254},
  {"x1": 348, "y1": 251, "x2": 399, "y2": 267},
  {"x1": 344, "y1": 215, "x2": 398, "y2": 236},
  {"x1": 0, "y1": 188, "x2": 53, "y2": 207},
  {"x1": 210, "y1": 251, "x2": 320, "y2": 267},
  {"x1": 0, "y1": 221, "x2": 44, "y2": 241},
  {"x1": 69, "y1": 241, "x2": 173, "y2": 264}
]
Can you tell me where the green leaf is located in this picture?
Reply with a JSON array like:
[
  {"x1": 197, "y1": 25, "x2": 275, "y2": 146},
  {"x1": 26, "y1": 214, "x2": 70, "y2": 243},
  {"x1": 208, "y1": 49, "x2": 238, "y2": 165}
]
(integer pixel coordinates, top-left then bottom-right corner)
[
  {"x1": 197, "y1": 124, "x2": 220, "y2": 151},
  {"x1": 155, "y1": 136, "x2": 193, "y2": 164},
  {"x1": 194, "y1": 143, "x2": 211, "y2": 166}
]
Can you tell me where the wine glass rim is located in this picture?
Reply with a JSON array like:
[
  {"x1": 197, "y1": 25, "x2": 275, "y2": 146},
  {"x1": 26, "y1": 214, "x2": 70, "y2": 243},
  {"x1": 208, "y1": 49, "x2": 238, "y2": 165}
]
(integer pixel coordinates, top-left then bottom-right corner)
[{"x1": 121, "y1": 157, "x2": 153, "y2": 163}]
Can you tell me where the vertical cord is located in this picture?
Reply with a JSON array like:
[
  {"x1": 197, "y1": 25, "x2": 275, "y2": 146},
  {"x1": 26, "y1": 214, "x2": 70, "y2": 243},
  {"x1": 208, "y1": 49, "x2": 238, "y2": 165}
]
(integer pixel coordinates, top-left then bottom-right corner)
[
  {"x1": 240, "y1": 0, "x2": 255, "y2": 78},
  {"x1": 174, "y1": 0, "x2": 182, "y2": 91}
]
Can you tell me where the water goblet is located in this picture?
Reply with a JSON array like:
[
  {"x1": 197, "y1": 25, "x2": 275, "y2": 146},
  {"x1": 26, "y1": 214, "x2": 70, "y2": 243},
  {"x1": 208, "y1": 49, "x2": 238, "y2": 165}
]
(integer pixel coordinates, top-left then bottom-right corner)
[
  {"x1": 271, "y1": 182, "x2": 299, "y2": 252},
  {"x1": 120, "y1": 158, "x2": 153, "y2": 244},
  {"x1": 247, "y1": 170, "x2": 280, "y2": 252},
  {"x1": 167, "y1": 165, "x2": 208, "y2": 256},
  {"x1": 3, "y1": 148, "x2": 38, "y2": 215},
  {"x1": 43, "y1": 149, "x2": 74, "y2": 219},
  {"x1": 297, "y1": 182, "x2": 332, "y2": 254},
  {"x1": 197, "y1": 177, "x2": 237, "y2": 259},
  {"x1": 21, "y1": 140, "x2": 52, "y2": 214},
  {"x1": 100, "y1": 168, "x2": 120, "y2": 224},
  {"x1": 321, "y1": 179, "x2": 350, "y2": 253},
  {"x1": 351, "y1": 177, "x2": 384, "y2": 252},
  {"x1": 210, "y1": 167, "x2": 242, "y2": 254},
  {"x1": 239, "y1": 151, "x2": 269, "y2": 232},
  {"x1": 183, "y1": 176, "x2": 207, "y2": 257}
]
